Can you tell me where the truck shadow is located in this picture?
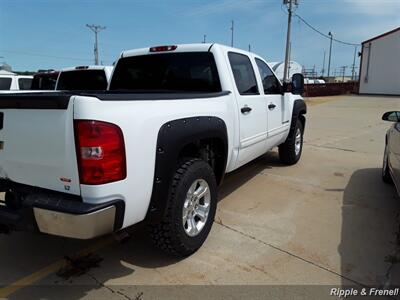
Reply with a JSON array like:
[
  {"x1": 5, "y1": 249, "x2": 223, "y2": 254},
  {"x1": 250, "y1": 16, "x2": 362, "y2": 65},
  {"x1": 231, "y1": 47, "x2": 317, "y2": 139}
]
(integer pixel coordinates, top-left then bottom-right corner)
[
  {"x1": 339, "y1": 168, "x2": 400, "y2": 290},
  {"x1": 218, "y1": 150, "x2": 286, "y2": 201},
  {"x1": 4, "y1": 150, "x2": 289, "y2": 299}
]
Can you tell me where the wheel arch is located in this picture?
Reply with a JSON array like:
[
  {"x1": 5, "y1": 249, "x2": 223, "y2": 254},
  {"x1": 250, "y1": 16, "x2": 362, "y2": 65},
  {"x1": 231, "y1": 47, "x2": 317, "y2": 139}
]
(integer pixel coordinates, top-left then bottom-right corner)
[
  {"x1": 146, "y1": 116, "x2": 228, "y2": 221},
  {"x1": 287, "y1": 99, "x2": 307, "y2": 139}
]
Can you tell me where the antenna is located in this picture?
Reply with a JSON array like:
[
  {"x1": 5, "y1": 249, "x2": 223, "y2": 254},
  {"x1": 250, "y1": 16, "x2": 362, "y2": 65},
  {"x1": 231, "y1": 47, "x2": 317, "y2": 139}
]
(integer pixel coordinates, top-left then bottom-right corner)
[{"x1": 230, "y1": 20, "x2": 234, "y2": 47}]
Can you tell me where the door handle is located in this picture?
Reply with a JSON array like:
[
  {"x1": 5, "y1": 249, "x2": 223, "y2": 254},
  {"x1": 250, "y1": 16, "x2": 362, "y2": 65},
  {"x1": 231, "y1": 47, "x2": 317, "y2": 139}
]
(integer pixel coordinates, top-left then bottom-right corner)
[
  {"x1": 268, "y1": 103, "x2": 276, "y2": 110},
  {"x1": 241, "y1": 106, "x2": 252, "y2": 114}
]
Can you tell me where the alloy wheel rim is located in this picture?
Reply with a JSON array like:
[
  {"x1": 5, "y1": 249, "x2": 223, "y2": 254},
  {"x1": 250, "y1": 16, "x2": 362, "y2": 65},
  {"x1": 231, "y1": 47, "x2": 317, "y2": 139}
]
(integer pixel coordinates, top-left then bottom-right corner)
[
  {"x1": 182, "y1": 179, "x2": 211, "y2": 237},
  {"x1": 295, "y1": 128, "x2": 302, "y2": 156}
]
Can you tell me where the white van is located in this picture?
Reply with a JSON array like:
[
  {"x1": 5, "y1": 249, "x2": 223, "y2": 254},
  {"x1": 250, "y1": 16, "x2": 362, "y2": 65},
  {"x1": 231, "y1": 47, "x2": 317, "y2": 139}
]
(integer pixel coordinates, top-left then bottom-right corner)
[{"x1": 0, "y1": 74, "x2": 33, "y2": 91}]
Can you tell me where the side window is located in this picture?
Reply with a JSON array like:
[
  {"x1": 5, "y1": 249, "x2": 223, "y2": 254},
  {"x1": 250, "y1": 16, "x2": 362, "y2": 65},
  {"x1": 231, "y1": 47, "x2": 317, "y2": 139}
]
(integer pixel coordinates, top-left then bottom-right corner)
[
  {"x1": 18, "y1": 78, "x2": 33, "y2": 90},
  {"x1": 228, "y1": 52, "x2": 259, "y2": 95},
  {"x1": 255, "y1": 58, "x2": 281, "y2": 94}
]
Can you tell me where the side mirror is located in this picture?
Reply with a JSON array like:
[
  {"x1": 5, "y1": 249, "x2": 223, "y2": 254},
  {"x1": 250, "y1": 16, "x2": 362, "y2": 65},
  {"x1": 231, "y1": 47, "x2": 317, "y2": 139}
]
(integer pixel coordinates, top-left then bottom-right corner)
[
  {"x1": 382, "y1": 111, "x2": 400, "y2": 122},
  {"x1": 291, "y1": 73, "x2": 304, "y2": 95}
]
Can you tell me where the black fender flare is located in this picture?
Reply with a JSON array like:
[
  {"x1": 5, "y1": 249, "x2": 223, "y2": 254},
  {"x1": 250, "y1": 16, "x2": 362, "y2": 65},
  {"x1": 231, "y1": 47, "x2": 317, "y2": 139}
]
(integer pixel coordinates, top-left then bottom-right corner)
[
  {"x1": 287, "y1": 99, "x2": 307, "y2": 139},
  {"x1": 293, "y1": 99, "x2": 307, "y2": 116},
  {"x1": 146, "y1": 116, "x2": 228, "y2": 221}
]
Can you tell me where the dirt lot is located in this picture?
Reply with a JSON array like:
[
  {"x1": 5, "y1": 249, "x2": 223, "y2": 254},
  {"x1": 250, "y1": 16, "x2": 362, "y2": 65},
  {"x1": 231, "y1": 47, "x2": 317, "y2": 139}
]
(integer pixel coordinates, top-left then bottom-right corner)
[{"x1": 1, "y1": 95, "x2": 400, "y2": 299}]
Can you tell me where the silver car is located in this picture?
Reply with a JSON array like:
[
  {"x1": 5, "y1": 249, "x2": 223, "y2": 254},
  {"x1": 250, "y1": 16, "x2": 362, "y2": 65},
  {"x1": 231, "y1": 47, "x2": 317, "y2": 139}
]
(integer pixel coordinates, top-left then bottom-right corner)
[{"x1": 382, "y1": 111, "x2": 400, "y2": 193}]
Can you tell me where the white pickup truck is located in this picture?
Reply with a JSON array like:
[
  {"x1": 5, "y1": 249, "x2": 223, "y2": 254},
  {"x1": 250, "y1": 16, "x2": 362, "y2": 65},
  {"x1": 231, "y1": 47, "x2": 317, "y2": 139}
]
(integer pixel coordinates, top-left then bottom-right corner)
[{"x1": 0, "y1": 44, "x2": 306, "y2": 256}]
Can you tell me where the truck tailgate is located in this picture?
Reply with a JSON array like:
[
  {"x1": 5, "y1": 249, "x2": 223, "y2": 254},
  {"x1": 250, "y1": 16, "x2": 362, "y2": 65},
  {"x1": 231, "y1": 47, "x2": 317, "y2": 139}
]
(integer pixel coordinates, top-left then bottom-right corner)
[{"x1": 0, "y1": 93, "x2": 80, "y2": 195}]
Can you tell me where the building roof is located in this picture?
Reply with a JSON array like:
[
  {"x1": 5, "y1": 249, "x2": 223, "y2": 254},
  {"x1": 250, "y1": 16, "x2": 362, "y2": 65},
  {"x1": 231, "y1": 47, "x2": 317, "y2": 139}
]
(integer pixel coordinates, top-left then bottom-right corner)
[
  {"x1": 0, "y1": 70, "x2": 16, "y2": 75},
  {"x1": 362, "y1": 27, "x2": 400, "y2": 44}
]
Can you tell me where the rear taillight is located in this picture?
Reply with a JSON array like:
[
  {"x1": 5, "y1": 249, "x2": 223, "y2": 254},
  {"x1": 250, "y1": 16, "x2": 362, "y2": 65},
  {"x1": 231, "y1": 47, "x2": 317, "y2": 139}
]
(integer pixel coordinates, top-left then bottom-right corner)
[{"x1": 74, "y1": 120, "x2": 126, "y2": 185}]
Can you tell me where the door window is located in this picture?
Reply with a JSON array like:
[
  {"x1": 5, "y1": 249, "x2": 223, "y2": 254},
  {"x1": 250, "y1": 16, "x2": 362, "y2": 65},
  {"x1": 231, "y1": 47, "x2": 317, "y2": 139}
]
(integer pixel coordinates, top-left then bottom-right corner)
[
  {"x1": 228, "y1": 52, "x2": 259, "y2": 95},
  {"x1": 255, "y1": 58, "x2": 281, "y2": 94}
]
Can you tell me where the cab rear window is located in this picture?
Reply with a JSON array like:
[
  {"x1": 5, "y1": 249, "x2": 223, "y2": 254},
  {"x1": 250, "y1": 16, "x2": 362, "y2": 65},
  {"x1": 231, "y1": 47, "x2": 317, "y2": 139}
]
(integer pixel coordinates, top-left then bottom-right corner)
[
  {"x1": 57, "y1": 70, "x2": 107, "y2": 90},
  {"x1": 31, "y1": 73, "x2": 58, "y2": 90},
  {"x1": 0, "y1": 78, "x2": 12, "y2": 90},
  {"x1": 18, "y1": 78, "x2": 33, "y2": 90},
  {"x1": 110, "y1": 52, "x2": 221, "y2": 93}
]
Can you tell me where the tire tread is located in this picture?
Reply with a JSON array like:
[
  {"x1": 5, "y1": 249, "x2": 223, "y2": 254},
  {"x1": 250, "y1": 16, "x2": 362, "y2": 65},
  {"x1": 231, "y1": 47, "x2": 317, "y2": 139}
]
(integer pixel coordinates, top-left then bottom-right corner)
[{"x1": 149, "y1": 158, "x2": 215, "y2": 257}]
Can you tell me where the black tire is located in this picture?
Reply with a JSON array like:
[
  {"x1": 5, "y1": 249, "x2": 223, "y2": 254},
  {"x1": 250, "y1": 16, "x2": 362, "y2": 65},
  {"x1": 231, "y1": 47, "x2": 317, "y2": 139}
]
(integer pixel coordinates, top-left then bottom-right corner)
[
  {"x1": 149, "y1": 159, "x2": 217, "y2": 257},
  {"x1": 382, "y1": 143, "x2": 393, "y2": 184},
  {"x1": 279, "y1": 118, "x2": 304, "y2": 165}
]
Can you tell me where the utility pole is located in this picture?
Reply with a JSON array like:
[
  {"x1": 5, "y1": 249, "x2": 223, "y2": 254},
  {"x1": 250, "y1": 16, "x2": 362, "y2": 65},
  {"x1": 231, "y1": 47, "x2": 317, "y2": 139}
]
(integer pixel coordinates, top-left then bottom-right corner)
[
  {"x1": 327, "y1": 31, "x2": 333, "y2": 79},
  {"x1": 283, "y1": 0, "x2": 298, "y2": 82},
  {"x1": 321, "y1": 50, "x2": 326, "y2": 77},
  {"x1": 340, "y1": 66, "x2": 347, "y2": 82},
  {"x1": 203, "y1": 34, "x2": 206, "y2": 43},
  {"x1": 248, "y1": 44, "x2": 251, "y2": 52},
  {"x1": 288, "y1": 41, "x2": 292, "y2": 75},
  {"x1": 230, "y1": 20, "x2": 234, "y2": 47},
  {"x1": 351, "y1": 46, "x2": 357, "y2": 81},
  {"x1": 86, "y1": 24, "x2": 106, "y2": 65}
]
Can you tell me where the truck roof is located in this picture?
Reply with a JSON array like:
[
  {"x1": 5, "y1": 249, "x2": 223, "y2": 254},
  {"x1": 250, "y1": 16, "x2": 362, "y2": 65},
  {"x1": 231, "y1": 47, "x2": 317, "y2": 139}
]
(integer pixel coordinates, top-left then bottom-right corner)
[
  {"x1": 0, "y1": 74, "x2": 33, "y2": 79},
  {"x1": 121, "y1": 43, "x2": 255, "y2": 58},
  {"x1": 60, "y1": 65, "x2": 113, "y2": 73},
  {"x1": 34, "y1": 70, "x2": 60, "y2": 76}
]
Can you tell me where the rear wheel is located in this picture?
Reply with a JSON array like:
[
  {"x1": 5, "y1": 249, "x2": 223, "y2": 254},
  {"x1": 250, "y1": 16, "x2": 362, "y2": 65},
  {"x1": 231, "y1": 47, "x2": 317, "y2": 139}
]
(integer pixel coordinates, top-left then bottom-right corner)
[
  {"x1": 149, "y1": 159, "x2": 217, "y2": 257},
  {"x1": 279, "y1": 118, "x2": 304, "y2": 165},
  {"x1": 382, "y1": 143, "x2": 393, "y2": 184}
]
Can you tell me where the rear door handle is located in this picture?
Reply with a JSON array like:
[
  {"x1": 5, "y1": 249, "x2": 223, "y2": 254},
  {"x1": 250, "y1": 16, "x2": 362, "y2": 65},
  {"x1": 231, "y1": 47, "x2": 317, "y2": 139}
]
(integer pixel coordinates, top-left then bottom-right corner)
[
  {"x1": 241, "y1": 106, "x2": 252, "y2": 114},
  {"x1": 268, "y1": 103, "x2": 276, "y2": 110}
]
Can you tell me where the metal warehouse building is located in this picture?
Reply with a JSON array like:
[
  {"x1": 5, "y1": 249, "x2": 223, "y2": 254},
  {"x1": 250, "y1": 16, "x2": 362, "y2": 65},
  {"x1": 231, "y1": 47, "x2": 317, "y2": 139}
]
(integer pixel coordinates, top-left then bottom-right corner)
[{"x1": 359, "y1": 27, "x2": 400, "y2": 95}]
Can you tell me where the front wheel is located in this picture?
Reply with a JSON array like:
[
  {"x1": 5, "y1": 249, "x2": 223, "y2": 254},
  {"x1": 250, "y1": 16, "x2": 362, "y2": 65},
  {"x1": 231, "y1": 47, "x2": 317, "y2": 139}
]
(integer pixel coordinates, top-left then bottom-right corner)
[
  {"x1": 279, "y1": 118, "x2": 304, "y2": 165},
  {"x1": 149, "y1": 159, "x2": 217, "y2": 257}
]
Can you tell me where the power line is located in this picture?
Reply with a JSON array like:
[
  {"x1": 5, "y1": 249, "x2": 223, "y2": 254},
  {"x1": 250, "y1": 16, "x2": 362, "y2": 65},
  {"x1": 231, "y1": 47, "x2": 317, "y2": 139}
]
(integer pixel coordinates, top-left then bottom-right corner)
[
  {"x1": 0, "y1": 50, "x2": 91, "y2": 62},
  {"x1": 294, "y1": 14, "x2": 359, "y2": 46}
]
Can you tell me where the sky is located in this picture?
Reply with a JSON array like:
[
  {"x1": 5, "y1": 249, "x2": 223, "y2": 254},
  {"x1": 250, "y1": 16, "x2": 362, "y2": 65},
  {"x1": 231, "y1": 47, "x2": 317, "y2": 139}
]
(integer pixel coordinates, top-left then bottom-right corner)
[{"x1": 0, "y1": 0, "x2": 399, "y2": 77}]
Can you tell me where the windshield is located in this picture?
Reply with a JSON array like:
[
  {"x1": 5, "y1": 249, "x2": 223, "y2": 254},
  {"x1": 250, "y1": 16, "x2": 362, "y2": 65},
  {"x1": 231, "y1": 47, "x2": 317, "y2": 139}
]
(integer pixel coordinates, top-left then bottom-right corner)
[
  {"x1": 0, "y1": 78, "x2": 12, "y2": 90},
  {"x1": 56, "y1": 70, "x2": 108, "y2": 90},
  {"x1": 110, "y1": 52, "x2": 222, "y2": 93}
]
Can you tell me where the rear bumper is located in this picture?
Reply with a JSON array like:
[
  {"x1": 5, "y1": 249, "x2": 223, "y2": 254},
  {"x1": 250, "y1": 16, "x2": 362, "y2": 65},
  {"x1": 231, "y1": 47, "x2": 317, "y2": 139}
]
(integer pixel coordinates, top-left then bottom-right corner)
[
  {"x1": 33, "y1": 206, "x2": 117, "y2": 239},
  {"x1": 0, "y1": 180, "x2": 125, "y2": 239}
]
